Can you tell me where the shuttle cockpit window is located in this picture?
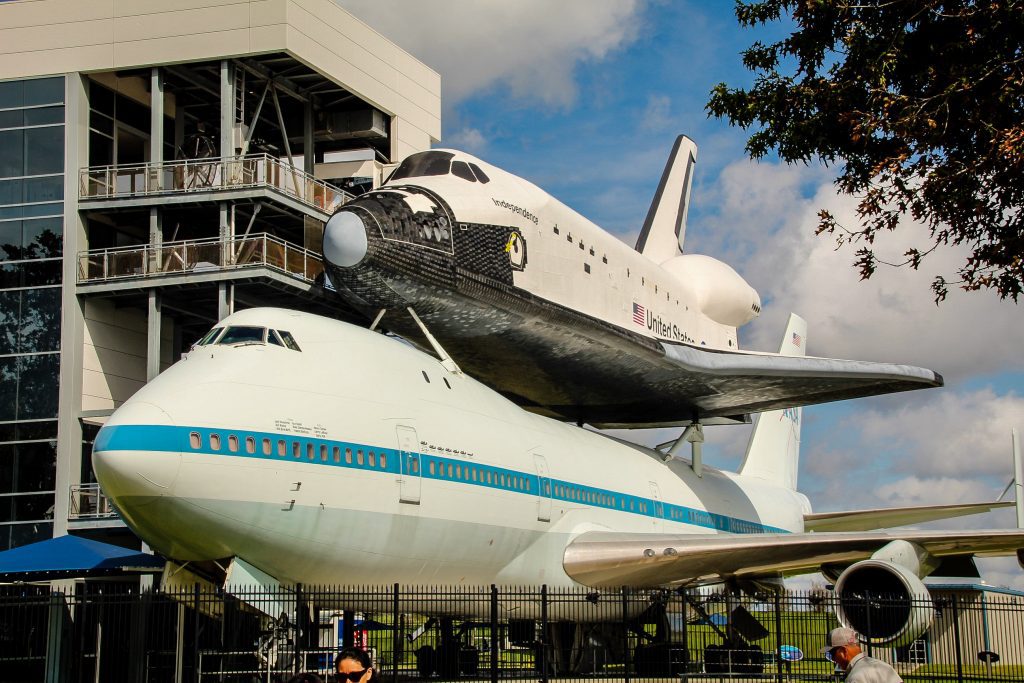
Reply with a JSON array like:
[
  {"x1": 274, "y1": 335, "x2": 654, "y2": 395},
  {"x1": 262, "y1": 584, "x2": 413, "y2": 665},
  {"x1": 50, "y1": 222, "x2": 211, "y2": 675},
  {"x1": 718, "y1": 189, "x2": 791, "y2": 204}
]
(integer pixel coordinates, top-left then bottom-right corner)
[
  {"x1": 450, "y1": 161, "x2": 476, "y2": 182},
  {"x1": 469, "y1": 163, "x2": 490, "y2": 183},
  {"x1": 390, "y1": 151, "x2": 455, "y2": 180},
  {"x1": 216, "y1": 326, "x2": 266, "y2": 345},
  {"x1": 197, "y1": 327, "x2": 224, "y2": 346}
]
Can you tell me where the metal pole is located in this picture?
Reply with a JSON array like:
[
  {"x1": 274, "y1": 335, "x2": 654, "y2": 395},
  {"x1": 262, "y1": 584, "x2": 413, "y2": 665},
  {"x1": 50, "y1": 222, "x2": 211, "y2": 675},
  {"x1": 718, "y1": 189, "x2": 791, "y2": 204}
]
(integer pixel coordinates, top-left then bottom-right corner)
[
  {"x1": 540, "y1": 585, "x2": 548, "y2": 683},
  {"x1": 192, "y1": 583, "x2": 200, "y2": 683},
  {"x1": 489, "y1": 586, "x2": 499, "y2": 683},
  {"x1": 1013, "y1": 428, "x2": 1023, "y2": 528},
  {"x1": 621, "y1": 587, "x2": 630, "y2": 683},
  {"x1": 951, "y1": 595, "x2": 963, "y2": 683},
  {"x1": 773, "y1": 592, "x2": 783, "y2": 683},
  {"x1": 392, "y1": 584, "x2": 400, "y2": 683},
  {"x1": 294, "y1": 584, "x2": 303, "y2": 676}
]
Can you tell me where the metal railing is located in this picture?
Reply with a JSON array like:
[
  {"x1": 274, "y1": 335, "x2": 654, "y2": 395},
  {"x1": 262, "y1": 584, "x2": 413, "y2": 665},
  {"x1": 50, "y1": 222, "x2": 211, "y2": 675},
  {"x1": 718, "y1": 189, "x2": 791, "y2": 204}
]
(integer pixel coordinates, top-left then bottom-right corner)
[
  {"x1": 3, "y1": 585, "x2": 1024, "y2": 683},
  {"x1": 79, "y1": 154, "x2": 352, "y2": 214},
  {"x1": 67, "y1": 482, "x2": 118, "y2": 520},
  {"x1": 77, "y1": 233, "x2": 324, "y2": 285}
]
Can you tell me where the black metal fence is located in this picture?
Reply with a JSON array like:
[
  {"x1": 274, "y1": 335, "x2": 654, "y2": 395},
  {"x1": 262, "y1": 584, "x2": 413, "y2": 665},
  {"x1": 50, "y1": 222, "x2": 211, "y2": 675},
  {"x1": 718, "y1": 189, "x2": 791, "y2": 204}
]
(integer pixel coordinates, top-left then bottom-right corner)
[{"x1": 2, "y1": 583, "x2": 1023, "y2": 682}]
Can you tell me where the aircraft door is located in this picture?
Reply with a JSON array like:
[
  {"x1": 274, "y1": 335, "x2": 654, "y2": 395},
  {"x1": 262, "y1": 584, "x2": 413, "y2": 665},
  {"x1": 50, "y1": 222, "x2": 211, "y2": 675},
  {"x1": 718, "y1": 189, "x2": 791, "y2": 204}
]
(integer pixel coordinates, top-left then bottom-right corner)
[
  {"x1": 648, "y1": 482, "x2": 664, "y2": 532},
  {"x1": 397, "y1": 426, "x2": 421, "y2": 504},
  {"x1": 533, "y1": 454, "x2": 552, "y2": 522}
]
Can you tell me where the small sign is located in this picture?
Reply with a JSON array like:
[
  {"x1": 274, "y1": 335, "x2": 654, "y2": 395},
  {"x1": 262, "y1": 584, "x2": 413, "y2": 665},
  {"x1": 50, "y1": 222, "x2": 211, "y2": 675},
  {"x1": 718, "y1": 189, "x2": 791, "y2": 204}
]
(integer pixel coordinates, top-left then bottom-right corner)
[{"x1": 779, "y1": 645, "x2": 803, "y2": 662}]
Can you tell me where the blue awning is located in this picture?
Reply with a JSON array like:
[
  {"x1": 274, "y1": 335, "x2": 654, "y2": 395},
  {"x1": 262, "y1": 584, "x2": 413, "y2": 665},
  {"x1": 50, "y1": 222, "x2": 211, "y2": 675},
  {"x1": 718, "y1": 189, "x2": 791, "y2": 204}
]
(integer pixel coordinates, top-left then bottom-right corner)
[{"x1": 0, "y1": 535, "x2": 164, "y2": 579}]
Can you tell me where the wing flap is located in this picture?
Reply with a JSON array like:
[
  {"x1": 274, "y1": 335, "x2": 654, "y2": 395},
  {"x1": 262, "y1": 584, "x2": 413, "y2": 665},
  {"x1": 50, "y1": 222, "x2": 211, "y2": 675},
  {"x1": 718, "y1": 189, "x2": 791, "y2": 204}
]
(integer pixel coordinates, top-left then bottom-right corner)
[
  {"x1": 804, "y1": 501, "x2": 1016, "y2": 532},
  {"x1": 563, "y1": 530, "x2": 1024, "y2": 588}
]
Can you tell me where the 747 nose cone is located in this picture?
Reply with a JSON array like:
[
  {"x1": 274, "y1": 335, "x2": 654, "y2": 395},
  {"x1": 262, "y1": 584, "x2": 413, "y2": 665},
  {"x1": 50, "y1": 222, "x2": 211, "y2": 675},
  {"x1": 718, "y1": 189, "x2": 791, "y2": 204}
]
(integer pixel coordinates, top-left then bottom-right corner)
[{"x1": 323, "y1": 210, "x2": 369, "y2": 267}]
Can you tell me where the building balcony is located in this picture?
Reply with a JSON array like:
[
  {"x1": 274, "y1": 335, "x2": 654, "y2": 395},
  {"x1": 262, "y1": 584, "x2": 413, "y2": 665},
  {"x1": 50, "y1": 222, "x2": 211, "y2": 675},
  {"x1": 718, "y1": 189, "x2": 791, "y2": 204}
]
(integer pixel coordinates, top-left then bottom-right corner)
[
  {"x1": 78, "y1": 154, "x2": 352, "y2": 220},
  {"x1": 77, "y1": 232, "x2": 326, "y2": 292},
  {"x1": 68, "y1": 483, "x2": 125, "y2": 530}
]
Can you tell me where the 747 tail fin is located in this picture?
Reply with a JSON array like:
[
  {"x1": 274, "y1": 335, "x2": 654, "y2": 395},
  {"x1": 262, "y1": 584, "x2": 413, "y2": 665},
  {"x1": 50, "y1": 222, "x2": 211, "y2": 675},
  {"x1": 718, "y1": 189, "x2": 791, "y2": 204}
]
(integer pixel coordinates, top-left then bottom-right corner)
[{"x1": 737, "y1": 313, "x2": 806, "y2": 490}]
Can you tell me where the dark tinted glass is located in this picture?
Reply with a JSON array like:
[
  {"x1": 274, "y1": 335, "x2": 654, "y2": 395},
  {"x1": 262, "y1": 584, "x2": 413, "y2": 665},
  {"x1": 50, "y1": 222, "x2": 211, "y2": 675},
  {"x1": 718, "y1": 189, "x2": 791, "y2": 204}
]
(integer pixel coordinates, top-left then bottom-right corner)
[
  {"x1": 0, "y1": 129, "x2": 23, "y2": 178},
  {"x1": 25, "y1": 127, "x2": 63, "y2": 175},
  {"x1": 0, "y1": 263, "x2": 19, "y2": 288},
  {"x1": 7, "y1": 492, "x2": 54, "y2": 521},
  {"x1": 0, "y1": 110, "x2": 22, "y2": 128},
  {"x1": 20, "y1": 288, "x2": 60, "y2": 353},
  {"x1": 5, "y1": 521, "x2": 52, "y2": 551},
  {"x1": 23, "y1": 78, "x2": 63, "y2": 107},
  {"x1": 22, "y1": 261, "x2": 61, "y2": 286},
  {"x1": 0, "y1": 81, "x2": 23, "y2": 109},
  {"x1": 0, "y1": 444, "x2": 12, "y2": 492},
  {"x1": 0, "y1": 221, "x2": 18, "y2": 260},
  {"x1": 15, "y1": 420, "x2": 57, "y2": 441},
  {"x1": 390, "y1": 151, "x2": 454, "y2": 180},
  {"x1": 0, "y1": 357, "x2": 15, "y2": 421},
  {"x1": 22, "y1": 217, "x2": 61, "y2": 258},
  {"x1": 24, "y1": 176, "x2": 62, "y2": 204},
  {"x1": 451, "y1": 161, "x2": 476, "y2": 182},
  {"x1": 15, "y1": 441, "x2": 57, "y2": 492},
  {"x1": 17, "y1": 353, "x2": 59, "y2": 420},
  {"x1": 90, "y1": 83, "x2": 114, "y2": 117},
  {"x1": 0, "y1": 178, "x2": 20, "y2": 207},
  {"x1": 24, "y1": 106, "x2": 63, "y2": 126},
  {"x1": 0, "y1": 290, "x2": 19, "y2": 355}
]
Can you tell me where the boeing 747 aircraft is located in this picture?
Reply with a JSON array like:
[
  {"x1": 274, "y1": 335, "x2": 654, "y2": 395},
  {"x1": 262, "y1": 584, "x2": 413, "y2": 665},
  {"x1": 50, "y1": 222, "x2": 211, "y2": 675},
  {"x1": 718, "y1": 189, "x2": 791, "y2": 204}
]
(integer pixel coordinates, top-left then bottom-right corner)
[
  {"x1": 320, "y1": 136, "x2": 942, "y2": 427},
  {"x1": 93, "y1": 307, "x2": 1022, "y2": 650}
]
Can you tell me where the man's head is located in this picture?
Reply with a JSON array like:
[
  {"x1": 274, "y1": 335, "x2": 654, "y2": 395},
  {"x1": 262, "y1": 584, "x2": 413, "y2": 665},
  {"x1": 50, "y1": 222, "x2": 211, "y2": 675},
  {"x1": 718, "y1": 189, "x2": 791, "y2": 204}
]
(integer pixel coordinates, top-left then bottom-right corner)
[{"x1": 821, "y1": 627, "x2": 862, "y2": 669}]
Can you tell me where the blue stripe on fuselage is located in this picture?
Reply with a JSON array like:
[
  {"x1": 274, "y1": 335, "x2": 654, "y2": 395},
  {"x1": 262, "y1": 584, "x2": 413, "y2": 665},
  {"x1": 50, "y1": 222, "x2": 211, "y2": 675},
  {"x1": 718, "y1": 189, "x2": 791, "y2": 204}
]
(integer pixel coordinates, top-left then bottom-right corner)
[{"x1": 96, "y1": 424, "x2": 788, "y2": 534}]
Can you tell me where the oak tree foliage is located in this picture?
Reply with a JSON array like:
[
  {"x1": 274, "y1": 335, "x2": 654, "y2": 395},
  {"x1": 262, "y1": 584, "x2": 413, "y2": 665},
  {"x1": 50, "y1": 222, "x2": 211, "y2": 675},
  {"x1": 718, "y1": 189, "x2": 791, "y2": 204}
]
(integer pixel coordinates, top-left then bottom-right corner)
[{"x1": 707, "y1": 0, "x2": 1024, "y2": 301}]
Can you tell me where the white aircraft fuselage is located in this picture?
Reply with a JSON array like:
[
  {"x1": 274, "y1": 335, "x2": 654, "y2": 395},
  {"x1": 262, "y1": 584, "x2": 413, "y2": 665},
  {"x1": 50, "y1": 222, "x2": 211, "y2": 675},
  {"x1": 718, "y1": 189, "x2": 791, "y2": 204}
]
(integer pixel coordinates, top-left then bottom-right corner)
[{"x1": 94, "y1": 308, "x2": 805, "y2": 589}]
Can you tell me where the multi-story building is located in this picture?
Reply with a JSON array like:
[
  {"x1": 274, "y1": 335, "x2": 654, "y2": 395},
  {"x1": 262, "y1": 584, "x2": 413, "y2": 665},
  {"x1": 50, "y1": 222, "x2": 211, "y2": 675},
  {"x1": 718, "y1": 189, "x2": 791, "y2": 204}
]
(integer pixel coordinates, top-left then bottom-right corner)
[{"x1": 0, "y1": 0, "x2": 440, "y2": 552}]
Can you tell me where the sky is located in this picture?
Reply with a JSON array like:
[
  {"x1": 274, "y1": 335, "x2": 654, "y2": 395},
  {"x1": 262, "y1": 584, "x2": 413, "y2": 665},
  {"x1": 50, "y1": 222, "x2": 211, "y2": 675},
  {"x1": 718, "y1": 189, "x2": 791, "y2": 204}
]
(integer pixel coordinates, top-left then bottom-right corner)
[{"x1": 337, "y1": 0, "x2": 1024, "y2": 588}]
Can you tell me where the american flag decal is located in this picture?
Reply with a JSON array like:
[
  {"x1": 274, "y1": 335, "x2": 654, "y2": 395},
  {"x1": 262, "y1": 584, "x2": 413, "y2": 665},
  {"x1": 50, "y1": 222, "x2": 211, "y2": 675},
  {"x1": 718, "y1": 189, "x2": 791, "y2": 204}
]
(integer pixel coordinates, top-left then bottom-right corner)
[
  {"x1": 792, "y1": 332, "x2": 802, "y2": 347},
  {"x1": 632, "y1": 302, "x2": 645, "y2": 326}
]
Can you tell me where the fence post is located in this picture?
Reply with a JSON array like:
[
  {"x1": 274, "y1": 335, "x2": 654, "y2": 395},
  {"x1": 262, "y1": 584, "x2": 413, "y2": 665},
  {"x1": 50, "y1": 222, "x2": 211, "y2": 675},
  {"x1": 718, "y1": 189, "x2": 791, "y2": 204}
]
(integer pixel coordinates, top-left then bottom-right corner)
[
  {"x1": 489, "y1": 585, "x2": 499, "y2": 683},
  {"x1": 192, "y1": 583, "x2": 200, "y2": 683},
  {"x1": 540, "y1": 585, "x2": 548, "y2": 683},
  {"x1": 44, "y1": 590, "x2": 68, "y2": 683},
  {"x1": 951, "y1": 594, "x2": 964, "y2": 683},
  {"x1": 295, "y1": 584, "x2": 304, "y2": 675},
  {"x1": 774, "y1": 592, "x2": 784, "y2": 683},
  {"x1": 392, "y1": 584, "x2": 400, "y2": 683},
  {"x1": 621, "y1": 587, "x2": 630, "y2": 683}
]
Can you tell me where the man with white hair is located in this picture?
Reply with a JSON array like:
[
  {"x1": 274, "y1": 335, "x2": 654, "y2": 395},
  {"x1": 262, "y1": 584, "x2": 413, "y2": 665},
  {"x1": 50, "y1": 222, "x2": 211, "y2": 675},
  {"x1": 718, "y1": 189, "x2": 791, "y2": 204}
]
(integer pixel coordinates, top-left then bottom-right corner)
[{"x1": 820, "y1": 627, "x2": 903, "y2": 682}]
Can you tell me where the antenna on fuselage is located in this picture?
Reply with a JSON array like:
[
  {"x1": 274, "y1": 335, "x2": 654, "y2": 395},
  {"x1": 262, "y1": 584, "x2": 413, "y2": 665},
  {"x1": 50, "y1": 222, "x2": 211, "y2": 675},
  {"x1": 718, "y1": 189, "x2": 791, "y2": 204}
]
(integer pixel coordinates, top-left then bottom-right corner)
[{"x1": 407, "y1": 307, "x2": 462, "y2": 375}]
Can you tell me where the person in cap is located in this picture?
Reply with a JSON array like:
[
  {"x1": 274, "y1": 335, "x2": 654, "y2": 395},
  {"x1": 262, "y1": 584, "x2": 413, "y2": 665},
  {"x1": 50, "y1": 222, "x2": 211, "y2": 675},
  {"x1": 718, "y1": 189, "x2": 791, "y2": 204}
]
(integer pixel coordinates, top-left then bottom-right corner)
[{"x1": 821, "y1": 627, "x2": 903, "y2": 682}]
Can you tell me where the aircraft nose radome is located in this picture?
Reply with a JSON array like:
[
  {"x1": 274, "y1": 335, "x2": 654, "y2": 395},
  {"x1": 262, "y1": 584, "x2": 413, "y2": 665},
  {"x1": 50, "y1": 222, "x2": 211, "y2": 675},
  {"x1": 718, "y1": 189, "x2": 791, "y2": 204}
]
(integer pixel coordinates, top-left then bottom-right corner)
[
  {"x1": 323, "y1": 210, "x2": 369, "y2": 267},
  {"x1": 93, "y1": 401, "x2": 182, "y2": 503}
]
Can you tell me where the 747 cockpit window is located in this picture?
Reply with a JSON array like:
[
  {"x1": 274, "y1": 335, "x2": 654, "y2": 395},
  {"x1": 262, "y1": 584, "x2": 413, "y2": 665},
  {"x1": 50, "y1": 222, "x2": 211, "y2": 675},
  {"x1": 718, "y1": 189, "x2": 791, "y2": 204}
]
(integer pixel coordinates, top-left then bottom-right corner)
[
  {"x1": 277, "y1": 330, "x2": 301, "y2": 352},
  {"x1": 197, "y1": 327, "x2": 224, "y2": 345},
  {"x1": 216, "y1": 326, "x2": 266, "y2": 345},
  {"x1": 390, "y1": 151, "x2": 455, "y2": 181}
]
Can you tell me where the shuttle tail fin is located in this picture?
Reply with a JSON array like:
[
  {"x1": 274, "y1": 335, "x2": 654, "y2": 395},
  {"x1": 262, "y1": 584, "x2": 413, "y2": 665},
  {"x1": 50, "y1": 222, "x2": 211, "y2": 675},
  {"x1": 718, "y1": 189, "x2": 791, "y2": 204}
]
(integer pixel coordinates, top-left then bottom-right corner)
[
  {"x1": 635, "y1": 135, "x2": 698, "y2": 263},
  {"x1": 737, "y1": 313, "x2": 807, "y2": 490}
]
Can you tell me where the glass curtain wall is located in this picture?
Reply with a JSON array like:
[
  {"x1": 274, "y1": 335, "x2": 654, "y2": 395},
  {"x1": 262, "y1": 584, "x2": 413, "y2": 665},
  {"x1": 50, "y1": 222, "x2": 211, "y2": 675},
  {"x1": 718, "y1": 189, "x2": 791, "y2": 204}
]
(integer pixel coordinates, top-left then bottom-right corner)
[{"x1": 0, "y1": 76, "x2": 64, "y2": 550}]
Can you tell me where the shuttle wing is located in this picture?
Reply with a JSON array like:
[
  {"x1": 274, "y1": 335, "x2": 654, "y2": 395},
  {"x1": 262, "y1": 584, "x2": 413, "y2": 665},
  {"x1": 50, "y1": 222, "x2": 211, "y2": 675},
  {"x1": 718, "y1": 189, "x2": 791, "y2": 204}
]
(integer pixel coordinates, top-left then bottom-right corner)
[
  {"x1": 588, "y1": 340, "x2": 942, "y2": 428},
  {"x1": 562, "y1": 530, "x2": 1024, "y2": 588}
]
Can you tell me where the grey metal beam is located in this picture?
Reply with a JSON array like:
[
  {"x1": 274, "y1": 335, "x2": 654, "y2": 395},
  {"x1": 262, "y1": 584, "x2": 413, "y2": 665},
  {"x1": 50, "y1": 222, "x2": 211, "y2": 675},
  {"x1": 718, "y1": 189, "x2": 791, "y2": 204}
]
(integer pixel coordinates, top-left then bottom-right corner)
[
  {"x1": 76, "y1": 266, "x2": 319, "y2": 295},
  {"x1": 234, "y1": 58, "x2": 309, "y2": 103},
  {"x1": 147, "y1": 289, "x2": 162, "y2": 381}
]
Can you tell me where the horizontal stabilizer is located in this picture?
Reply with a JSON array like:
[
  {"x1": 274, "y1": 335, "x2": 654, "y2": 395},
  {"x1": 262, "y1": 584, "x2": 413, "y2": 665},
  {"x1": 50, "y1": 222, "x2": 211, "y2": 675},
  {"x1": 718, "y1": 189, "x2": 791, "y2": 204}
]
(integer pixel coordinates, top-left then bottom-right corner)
[
  {"x1": 804, "y1": 501, "x2": 1016, "y2": 532},
  {"x1": 563, "y1": 529, "x2": 1024, "y2": 588}
]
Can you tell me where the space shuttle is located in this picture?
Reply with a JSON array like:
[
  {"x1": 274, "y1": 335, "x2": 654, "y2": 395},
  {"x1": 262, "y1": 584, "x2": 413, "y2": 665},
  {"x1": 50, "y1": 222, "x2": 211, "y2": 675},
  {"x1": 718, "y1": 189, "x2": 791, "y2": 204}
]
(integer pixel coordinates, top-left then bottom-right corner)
[
  {"x1": 320, "y1": 136, "x2": 941, "y2": 428},
  {"x1": 93, "y1": 307, "x2": 1022, "y2": 649}
]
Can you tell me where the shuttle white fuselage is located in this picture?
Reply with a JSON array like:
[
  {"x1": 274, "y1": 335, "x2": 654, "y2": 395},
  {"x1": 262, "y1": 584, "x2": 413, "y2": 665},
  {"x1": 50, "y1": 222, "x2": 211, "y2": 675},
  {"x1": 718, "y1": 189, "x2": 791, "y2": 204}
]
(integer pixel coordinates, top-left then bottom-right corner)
[{"x1": 93, "y1": 308, "x2": 802, "y2": 588}]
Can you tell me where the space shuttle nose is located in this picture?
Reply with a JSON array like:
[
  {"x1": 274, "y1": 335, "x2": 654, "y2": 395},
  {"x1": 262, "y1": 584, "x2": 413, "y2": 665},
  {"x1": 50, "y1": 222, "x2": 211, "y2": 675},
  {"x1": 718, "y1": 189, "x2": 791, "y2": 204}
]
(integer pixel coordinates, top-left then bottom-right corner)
[
  {"x1": 323, "y1": 210, "x2": 369, "y2": 267},
  {"x1": 93, "y1": 401, "x2": 182, "y2": 505}
]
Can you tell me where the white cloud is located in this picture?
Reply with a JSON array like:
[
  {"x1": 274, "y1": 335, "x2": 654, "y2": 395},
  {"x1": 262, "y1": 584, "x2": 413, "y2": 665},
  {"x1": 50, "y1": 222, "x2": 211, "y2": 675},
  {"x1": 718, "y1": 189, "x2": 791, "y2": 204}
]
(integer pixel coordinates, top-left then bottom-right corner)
[
  {"x1": 443, "y1": 127, "x2": 487, "y2": 153},
  {"x1": 336, "y1": 0, "x2": 644, "y2": 106},
  {"x1": 640, "y1": 94, "x2": 673, "y2": 131},
  {"x1": 694, "y1": 159, "x2": 1024, "y2": 382}
]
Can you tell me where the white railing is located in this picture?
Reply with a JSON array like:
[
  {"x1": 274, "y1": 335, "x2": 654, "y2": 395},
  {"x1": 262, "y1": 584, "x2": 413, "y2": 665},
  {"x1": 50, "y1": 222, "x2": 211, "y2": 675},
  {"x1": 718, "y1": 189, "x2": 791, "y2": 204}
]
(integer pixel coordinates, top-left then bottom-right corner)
[
  {"x1": 68, "y1": 483, "x2": 118, "y2": 520},
  {"x1": 77, "y1": 233, "x2": 324, "y2": 284},
  {"x1": 79, "y1": 154, "x2": 352, "y2": 214}
]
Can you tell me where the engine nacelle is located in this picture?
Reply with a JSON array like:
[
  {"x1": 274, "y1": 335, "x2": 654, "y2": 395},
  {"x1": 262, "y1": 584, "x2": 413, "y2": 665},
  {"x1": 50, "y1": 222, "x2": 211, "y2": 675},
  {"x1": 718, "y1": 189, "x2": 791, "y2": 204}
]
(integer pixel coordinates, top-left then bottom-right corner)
[
  {"x1": 661, "y1": 254, "x2": 760, "y2": 328},
  {"x1": 834, "y1": 559, "x2": 934, "y2": 647}
]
